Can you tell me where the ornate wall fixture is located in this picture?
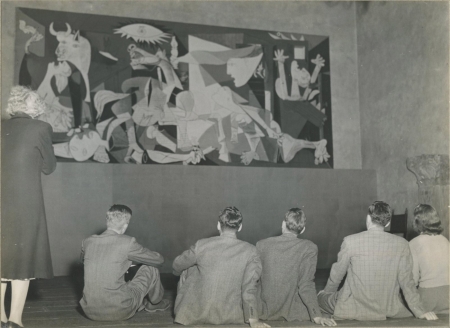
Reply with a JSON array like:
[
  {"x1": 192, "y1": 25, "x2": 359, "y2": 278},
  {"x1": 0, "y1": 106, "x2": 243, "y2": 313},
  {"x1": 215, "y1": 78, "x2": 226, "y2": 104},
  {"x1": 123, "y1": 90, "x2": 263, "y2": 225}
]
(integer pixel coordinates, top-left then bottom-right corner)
[{"x1": 407, "y1": 154, "x2": 449, "y2": 238}]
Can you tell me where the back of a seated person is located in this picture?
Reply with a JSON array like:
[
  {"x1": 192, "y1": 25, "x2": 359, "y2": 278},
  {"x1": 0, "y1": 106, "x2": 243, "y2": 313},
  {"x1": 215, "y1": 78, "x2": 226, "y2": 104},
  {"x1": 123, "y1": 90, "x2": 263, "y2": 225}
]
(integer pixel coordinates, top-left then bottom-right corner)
[
  {"x1": 409, "y1": 204, "x2": 449, "y2": 314},
  {"x1": 173, "y1": 206, "x2": 268, "y2": 328},
  {"x1": 80, "y1": 205, "x2": 167, "y2": 322},
  {"x1": 341, "y1": 230, "x2": 412, "y2": 317},
  {"x1": 82, "y1": 233, "x2": 132, "y2": 299},
  {"x1": 257, "y1": 208, "x2": 336, "y2": 327},
  {"x1": 182, "y1": 236, "x2": 257, "y2": 321},
  {"x1": 318, "y1": 201, "x2": 438, "y2": 322}
]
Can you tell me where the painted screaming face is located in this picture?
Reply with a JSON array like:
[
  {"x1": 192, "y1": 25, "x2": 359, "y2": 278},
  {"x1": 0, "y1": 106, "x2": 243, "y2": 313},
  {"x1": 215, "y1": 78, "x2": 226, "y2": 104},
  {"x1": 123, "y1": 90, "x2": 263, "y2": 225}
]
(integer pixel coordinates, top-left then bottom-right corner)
[
  {"x1": 127, "y1": 44, "x2": 161, "y2": 70},
  {"x1": 226, "y1": 53, "x2": 263, "y2": 88},
  {"x1": 226, "y1": 58, "x2": 246, "y2": 87},
  {"x1": 291, "y1": 61, "x2": 311, "y2": 88}
]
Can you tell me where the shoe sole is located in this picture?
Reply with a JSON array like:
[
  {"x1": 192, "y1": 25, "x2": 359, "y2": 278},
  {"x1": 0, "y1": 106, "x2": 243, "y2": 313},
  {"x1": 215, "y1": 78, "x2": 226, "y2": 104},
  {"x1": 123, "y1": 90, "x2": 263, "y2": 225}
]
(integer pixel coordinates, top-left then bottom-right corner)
[{"x1": 144, "y1": 302, "x2": 171, "y2": 313}]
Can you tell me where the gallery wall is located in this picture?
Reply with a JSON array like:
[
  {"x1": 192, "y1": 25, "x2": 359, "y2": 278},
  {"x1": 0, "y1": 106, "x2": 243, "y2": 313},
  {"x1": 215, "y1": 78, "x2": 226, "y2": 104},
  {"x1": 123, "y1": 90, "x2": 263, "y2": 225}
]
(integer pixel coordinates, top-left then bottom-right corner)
[
  {"x1": 356, "y1": 2, "x2": 449, "y2": 237},
  {"x1": 42, "y1": 164, "x2": 376, "y2": 275}
]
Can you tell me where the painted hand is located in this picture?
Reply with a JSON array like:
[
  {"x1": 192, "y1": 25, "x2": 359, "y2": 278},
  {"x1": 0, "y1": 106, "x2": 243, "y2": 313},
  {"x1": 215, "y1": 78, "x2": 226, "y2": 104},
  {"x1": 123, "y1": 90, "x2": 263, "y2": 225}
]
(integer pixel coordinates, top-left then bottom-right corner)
[
  {"x1": 314, "y1": 139, "x2": 330, "y2": 165},
  {"x1": 241, "y1": 151, "x2": 259, "y2": 165},
  {"x1": 313, "y1": 317, "x2": 337, "y2": 326},
  {"x1": 30, "y1": 32, "x2": 43, "y2": 42},
  {"x1": 273, "y1": 49, "x2": 289, "y2": 63},
  {"x1": 184, "y1": 145, "x2": 206, "y2": 165},
  {"x1": 419, "y1": 312, "x2": 438, "y2": 320},
  {"x1": 311, "y1": 54, "x2": 325, "y2": 68}
]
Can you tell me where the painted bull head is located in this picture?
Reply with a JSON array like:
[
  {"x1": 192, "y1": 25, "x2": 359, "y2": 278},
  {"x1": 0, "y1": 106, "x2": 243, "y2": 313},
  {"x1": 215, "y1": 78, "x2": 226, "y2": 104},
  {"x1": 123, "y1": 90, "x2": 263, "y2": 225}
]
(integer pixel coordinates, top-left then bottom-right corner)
[{"x1": 49, "y1": 22, "x2": 91, "y2": 102}]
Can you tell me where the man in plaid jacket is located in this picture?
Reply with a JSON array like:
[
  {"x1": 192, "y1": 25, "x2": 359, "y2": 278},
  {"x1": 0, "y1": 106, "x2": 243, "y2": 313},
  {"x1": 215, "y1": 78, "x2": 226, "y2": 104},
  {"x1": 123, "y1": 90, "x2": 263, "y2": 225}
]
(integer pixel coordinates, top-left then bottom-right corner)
[{"x1": 318, "y1": 201, "x2": 438, "y2": 321}]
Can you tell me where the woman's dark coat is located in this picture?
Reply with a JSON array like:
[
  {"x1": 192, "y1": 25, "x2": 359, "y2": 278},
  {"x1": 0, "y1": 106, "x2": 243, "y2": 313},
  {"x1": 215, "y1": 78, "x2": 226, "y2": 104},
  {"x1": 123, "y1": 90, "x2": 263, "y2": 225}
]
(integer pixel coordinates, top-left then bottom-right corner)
[{"x1": 1, "y1": 113, "x2": 57, "y2": 279}]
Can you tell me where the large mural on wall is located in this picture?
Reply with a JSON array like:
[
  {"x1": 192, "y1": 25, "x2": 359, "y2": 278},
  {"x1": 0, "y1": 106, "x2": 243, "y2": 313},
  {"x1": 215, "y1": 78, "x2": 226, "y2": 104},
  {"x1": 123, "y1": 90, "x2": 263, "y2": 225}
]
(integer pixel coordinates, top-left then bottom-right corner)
[{"x1": 15, "y1": 8, "x2": 333, "y2": 167}]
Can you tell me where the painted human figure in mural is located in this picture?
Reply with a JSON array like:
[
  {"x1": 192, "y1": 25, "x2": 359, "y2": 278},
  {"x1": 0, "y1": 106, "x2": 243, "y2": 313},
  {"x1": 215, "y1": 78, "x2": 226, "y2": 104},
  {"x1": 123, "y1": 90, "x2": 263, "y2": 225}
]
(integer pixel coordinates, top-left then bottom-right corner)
[
  {"x1": 272, "y1": 48, "x2": 328, "y2": 149},
  {"x1": 20, "y1": 22, "x2": 92, "y2": 135},
  {"x1": 226, "y1": 52, "x2": 264, "y2": 88},
  {"x1": 171, "y1": 41, "x2": 331, "y2": 166},
  {"x1": 211, "y1": 86, "x2": 280, "y2": 165},
  {"x1": 274, "y1": 49, "x2": 325, "y2": 111},
  {"x1": 94, "y1": 43, "x2": 185, "y2": 163},
  {"x1": 19, "y1": 21, "x2": 112, "y2": 164},
  {"x1": 224, "y1": 50, "x2": 330, "y2": 165}
]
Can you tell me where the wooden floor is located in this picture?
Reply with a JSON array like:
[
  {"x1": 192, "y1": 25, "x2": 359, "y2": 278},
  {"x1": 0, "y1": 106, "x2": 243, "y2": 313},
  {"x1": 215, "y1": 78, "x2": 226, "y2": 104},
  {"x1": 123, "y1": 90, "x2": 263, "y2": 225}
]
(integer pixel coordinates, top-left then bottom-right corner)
[{"x1": 4, "y1": 270, "x2": 449, "y2": 328}]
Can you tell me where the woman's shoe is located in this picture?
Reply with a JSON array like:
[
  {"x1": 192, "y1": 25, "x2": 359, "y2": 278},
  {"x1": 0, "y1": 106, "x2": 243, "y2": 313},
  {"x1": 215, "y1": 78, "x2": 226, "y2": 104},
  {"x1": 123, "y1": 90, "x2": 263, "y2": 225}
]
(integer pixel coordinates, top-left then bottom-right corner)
[
  {"x1": 7, "y1": 321, "x2": 22, "y2": 328},
  {"x1": 1, "y1": 321, "x2": 7, "y2": 328}
]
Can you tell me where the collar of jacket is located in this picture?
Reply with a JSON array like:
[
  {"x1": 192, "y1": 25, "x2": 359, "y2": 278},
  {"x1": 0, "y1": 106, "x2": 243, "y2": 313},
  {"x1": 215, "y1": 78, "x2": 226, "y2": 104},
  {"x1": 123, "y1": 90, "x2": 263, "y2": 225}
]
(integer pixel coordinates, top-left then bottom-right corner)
[
  {"x1": 282, "y1": 232, "x2": 298, "y2": 238},
  {"x1": 367, "y1": 226, "x2": 385, "y2": 232},
  {"x1": 10, "y1": 112, "x2": 32, "y2": 119},
  {"x1": 220, "y1": 231, "x2": 237, "y2": 239},
  {"x1": 102, "y1": 229, "x2": 119, "y2": 236}
]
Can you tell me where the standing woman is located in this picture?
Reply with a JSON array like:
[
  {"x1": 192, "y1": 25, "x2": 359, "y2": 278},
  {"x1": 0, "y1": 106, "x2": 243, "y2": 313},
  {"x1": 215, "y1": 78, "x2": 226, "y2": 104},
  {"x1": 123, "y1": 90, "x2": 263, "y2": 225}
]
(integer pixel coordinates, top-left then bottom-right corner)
[
  {"x1": 409, "y1": 204, "x2": 449, "y2": 314},
  {"x1": 1, "y1": 86, "x2": 57, "y2": 328}
]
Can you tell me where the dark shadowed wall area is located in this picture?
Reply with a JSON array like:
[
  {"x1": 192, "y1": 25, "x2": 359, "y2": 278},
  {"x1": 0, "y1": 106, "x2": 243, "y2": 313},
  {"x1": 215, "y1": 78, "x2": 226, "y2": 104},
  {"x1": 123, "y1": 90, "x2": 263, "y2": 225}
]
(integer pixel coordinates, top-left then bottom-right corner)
[
  {"x1": 356, "y1": 2, "x2": 449, "y2": 238},
  {"x1": 42, "y1": 164, "x2": 376, "y2": 274},
  {"x1": 1, "y1": 1, "x2": 377, "y2": 276}
]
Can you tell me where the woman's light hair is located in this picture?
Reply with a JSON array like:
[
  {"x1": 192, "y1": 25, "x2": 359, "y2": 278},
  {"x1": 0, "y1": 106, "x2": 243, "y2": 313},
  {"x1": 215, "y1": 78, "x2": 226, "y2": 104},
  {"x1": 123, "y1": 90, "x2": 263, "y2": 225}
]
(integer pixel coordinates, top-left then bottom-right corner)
[
  {"x1": 413, "y1": 204, "x2": 443, "y2": 235},
  {"x1": 6, "y1": 85, "x2": 47, "y2": 118}
]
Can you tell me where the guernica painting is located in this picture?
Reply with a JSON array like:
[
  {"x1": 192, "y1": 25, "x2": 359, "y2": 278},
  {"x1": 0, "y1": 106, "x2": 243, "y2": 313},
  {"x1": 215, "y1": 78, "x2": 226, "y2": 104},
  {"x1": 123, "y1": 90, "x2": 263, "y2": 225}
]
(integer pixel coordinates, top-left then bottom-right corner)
[{"x1": 15, "y1": 8, "x2": 333, "y2": 167}]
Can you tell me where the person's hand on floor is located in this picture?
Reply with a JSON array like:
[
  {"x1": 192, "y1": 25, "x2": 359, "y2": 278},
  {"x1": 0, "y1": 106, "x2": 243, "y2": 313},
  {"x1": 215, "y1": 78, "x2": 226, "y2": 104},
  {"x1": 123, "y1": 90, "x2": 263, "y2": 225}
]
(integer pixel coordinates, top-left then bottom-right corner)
[
  {"x1": 419, "y1": 312, "x2": 438, "y2": 320},
  {"x1": 313, "y1": 317, "x2": 337, "y2": 326}
]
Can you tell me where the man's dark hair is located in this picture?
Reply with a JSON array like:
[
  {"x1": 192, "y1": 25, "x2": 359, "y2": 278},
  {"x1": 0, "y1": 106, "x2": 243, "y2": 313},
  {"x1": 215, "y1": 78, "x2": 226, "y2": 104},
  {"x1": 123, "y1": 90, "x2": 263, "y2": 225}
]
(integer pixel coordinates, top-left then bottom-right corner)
[
  {"x1": 219, "y1": 206, "x2": 243, "y2": 231},
  {"x1": 368, "y1": 201, "x2": 392, "y2": 226}
]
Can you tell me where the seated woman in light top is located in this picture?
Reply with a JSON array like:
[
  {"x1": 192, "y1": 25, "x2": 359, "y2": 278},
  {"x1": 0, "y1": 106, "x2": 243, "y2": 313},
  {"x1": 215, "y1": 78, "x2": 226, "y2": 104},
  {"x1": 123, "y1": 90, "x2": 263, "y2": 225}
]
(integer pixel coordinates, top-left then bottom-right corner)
[{"x1": 409, "y1": 204, "x2": 449, "y2": 314}]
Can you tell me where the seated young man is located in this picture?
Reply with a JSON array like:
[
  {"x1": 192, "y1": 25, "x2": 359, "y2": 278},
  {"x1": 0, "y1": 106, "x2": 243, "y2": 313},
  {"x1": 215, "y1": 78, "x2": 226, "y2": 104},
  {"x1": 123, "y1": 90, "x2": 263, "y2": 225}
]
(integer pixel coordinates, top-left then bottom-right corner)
[
  {"x1": 80, "y1": 205, "x2": 169, "y2": 321},
  {"x1": 173, "y1": 206, "x2": 270, "y2": 328},
  {"x1": 256, "y1": 208, "x2": 336, "y2": 326},
  {"x1": 318, "y1": 201, "x2": 438, "y2": 321}
]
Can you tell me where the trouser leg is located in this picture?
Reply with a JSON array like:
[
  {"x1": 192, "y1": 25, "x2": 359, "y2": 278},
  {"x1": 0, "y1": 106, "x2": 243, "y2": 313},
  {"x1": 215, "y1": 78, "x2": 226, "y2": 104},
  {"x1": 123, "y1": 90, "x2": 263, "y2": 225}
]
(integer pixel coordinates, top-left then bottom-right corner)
[
  {"x1": 419, "y1": 286, "x2": 449, "y2": 314},
  {"x1": 317, "y1": 291, "x2": 338, "y2": 315},
  {"x1": 127, "y1": 265, "x2": 164, "y2": 308}
]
